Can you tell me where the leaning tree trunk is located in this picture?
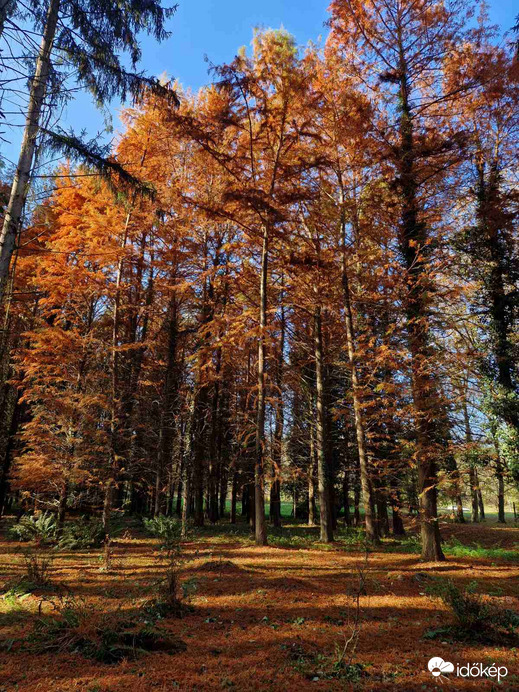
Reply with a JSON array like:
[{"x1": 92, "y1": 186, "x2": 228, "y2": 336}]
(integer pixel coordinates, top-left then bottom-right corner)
[
  {"x1": 0, "y1": 0, "x2": 60, "y2": 301},
  {"x1": 254, "y1": 225, "x2": 268, "y2": 546},
  {"x1": 314, "y1": 305, "x2": 333, "y2": 542}
]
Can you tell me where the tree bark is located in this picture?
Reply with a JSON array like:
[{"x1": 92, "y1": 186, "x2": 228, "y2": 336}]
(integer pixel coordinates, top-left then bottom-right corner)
[
  {"x1": 476, "y1": 473, "x2": 485, "y2": 520},
  {"x1": 308, "y1": 426, "x2": 317, "y2": 526},
  {"x1": 254, "y1": 225, "x2": 268, "y2": 546},
  {"x1": 341, "y1": 244, "x2": 378, "y2": 542},
  {"x1": 396, "y1": 36, "x2": 444, "y2": 561},
  {"x1": 57, "y1": 482, "x2": 67, "y2": 528},
  {"x1": 342, "y1": 469, "x2": 351, "y2": 527},
  {"x1": 155, "y1": 298, "x2": 180, "y2": 517},
  {"x1": 375, "y1": 484, "x2": 390, "y2": 538},
  {"x1": 462, "y1": 398, "x2": 479, "y2": 523},
  {"x1": 314, "y1": 305, "x2": 333, "y2": 542},
  {"x1": 270, "y1": 290, "x2": 284, "y2": 528},
  {"x1": 493, "y1": 436, "x2": 506, "y2": 524}
]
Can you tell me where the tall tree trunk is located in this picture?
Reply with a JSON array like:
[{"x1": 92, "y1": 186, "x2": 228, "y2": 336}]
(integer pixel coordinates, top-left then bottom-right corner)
[
  {"x1": 0, "y1": 0, "x2": 60, "y2": 300},
  {"x1": 219, "y1": 466, "x2": 228, "y2": 518},
  {"x1": 375, "y1": 483, "x2": 390, "y2": 538},
  {"x1": 388, "y1": 470, "x2": 406, "y2": 536},
  {"x1": 496, "y1": 459, "x2": 506, "y2": 524},
  {"x1": 462, "y1": 398, "x2": 479, "y2": 523},
  {"x1": 477, "y1": 490, "x2": 485, "y2": 519},
  {"x1": 230, "y1": 463, "x2": 237, "y2": 524},
  {"x1": 308, "y1": 425, "x2": 317, "y2": 526},
  {"x1": 0, "y1": 396, "x2": 21, "y2": 516},
  {"x1": 476, "y1": 163, "x2": 519, "y2": 441},
  {"x1": 493, "y1": 434, "x2": 506, "y2": 524},
  {"x1": 342, "y1": 469, "x2": 351, "y2": 527},
  {"x1": 270, "y1": 290, "x2": 285, "y2": 528},
  {"x1": 340, "y1": 242, "x2": 378, "y2": 542},
  {"x1": 396, "y1": 40, "x2": 444, "y2": 561},
  {"x1": 57, "y1": 482, "x2": 67, "y2": 528},
  {"x1": 391, "y1": 498, "x2": 406, "y2": 537},
  {"x1": 155, "y1": 298, "x2": 180, "y2": 517},
  {"x1": 314, "y1": 305, "x2": 333, "y2": 542},
  {"x1": 446, "y1": 454, "x2": 465, "y2": 523},
  {"x1": 476, "y1": 470, "x2": 485, "y2": 520},
  {"x1": 353, "y1": 457, "x2": 361, "y2": 526},
  {"x1": 181, "y1": 462, "x2": 191, "y2": 539},
  {"x1": 254, "y1": 225, "x2": 268, "y2": 546},
  {"x1": 191, "y1": 379, "x2": 208, "y2": 527}
]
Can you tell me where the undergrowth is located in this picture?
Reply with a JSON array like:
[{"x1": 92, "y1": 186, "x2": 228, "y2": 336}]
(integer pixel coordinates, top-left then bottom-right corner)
[
  {"x1": 8, "y1": 513, "x2": 115, "y2": 550},
  {"x1": 27, "y1": 596, "x2": 186, "y2": 663},
  {"x1": 143, "y1": 515, "x2": 192, "y2": 618},
  {"x1": 2, "y1": 548, "x2": 55, "y2": 596},
  {"x1": 424, "y1": 578, "x2": 519, "y2": 644}
]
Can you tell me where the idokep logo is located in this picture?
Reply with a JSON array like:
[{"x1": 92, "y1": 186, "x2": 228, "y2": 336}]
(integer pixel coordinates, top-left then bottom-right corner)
[
  {"x1": 428, "y1": 657, "x2": 454, "y2": 680},
  {"x1": 427, "y1": 656, "x2": 508, "y2": 683}
]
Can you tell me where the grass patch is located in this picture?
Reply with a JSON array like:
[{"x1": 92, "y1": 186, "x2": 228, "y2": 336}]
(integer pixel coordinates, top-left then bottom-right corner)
[{"x1": 443, "y1": 538, "x2": 519, "y2": 563}]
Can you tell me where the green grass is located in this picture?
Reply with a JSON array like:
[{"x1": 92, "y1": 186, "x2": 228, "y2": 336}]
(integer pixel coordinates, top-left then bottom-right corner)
[
  {"x1": 223, "y1": 500, "x2": 296, "y2": 519},
  {"x1": 443, "y1": 538, "x2": 519, "y2": 563},
  {"x1": 439, "y1": 510, "x2": 518, "y2": 524},
  {"x1": 382, "y1": 535, "x2": 519, "y2": 563}
]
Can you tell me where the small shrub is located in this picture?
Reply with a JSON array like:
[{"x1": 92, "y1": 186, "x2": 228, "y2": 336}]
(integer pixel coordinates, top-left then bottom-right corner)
[
  {"x1": 28, "y1": 596, "x2": 186, "y2": 663},
  {"x1": 56, "y1": 517, "x2": 105, "y2": 550},
  {"x1": 143, "y1": 568, "x2": 189, "y2": 619},
  {"x1": 286, "y1": 645, "x2": 366, "y2": 682},
  {"x1": 426, "y1": 578, "x2": 519, "y2": 643},
  {"x1": 22, "y1": 549, "x2": 54, "y2": 589},
  {"x1": 143, "y1": 516, "x2": 183, "y2": 556},
  {"x1": 8, "y1": 513, "x2": 57, "y2": 545},
  {"x1": 3, "y1": 548, "x2": 54, "y2": 595},
  {"x1": 143, "y1": 516, "x2": 192, "y2": 618}
]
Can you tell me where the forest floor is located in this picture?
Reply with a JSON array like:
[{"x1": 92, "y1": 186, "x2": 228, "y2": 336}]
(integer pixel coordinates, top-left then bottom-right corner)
[{"x1": 0, "y1": 517, "x2": 518, "y2": 691}]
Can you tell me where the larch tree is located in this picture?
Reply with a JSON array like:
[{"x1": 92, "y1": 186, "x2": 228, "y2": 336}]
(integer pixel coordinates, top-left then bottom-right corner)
[{"x1": 328, "y1": 0, "x2": 477, "y2": 560}]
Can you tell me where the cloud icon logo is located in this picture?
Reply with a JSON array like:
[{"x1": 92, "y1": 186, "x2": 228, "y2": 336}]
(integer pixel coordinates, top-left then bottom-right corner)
[{"x1": 428, "y1": 657, "x2": 454, "y2": 677}]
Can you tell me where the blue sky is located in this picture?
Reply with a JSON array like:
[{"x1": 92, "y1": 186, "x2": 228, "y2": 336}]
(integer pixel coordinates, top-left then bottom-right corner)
[{"x1": 2, "y1": 0, "x2": 518, "y2": 168}]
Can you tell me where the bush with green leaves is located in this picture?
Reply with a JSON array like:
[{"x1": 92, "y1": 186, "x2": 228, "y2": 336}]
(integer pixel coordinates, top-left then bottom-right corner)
[
  {"x1": 142, "y1": 516, "x2": 192, "y2": 618},
  {"x1": 8, "y1": 513, "x2": 57, "y2": 544},
  {"x1": 56, "y1": 517, "x2": 105, "y2": 550},
  {"x1": 27, "y1": 596, "x2": 186, "y2": 663},
  {"x1": 425, "y1": 578, "x2": 519, "y2": 643},
  {"x1": 143, "y1": 516, "x2": 184, "y2": 557},
  {"x1": 7, "y1": 513, "x2": 119, "y2": 551}
]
